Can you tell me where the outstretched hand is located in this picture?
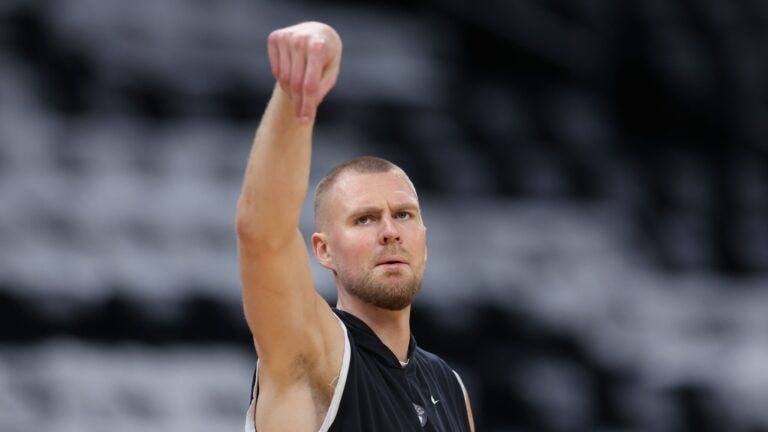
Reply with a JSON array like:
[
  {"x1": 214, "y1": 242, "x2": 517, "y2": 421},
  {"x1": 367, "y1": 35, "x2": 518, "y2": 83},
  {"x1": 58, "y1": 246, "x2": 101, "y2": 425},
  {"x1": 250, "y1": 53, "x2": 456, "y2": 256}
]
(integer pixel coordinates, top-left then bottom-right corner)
[{"x1": 268, "y1": 22, "x2": 342, "y2": 124}]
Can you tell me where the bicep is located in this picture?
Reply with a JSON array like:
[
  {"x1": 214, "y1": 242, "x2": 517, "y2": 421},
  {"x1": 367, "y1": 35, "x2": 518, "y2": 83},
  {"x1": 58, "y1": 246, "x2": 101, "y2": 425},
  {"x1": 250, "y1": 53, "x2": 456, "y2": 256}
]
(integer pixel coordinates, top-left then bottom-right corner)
[{"x1": 239, "y1": 229, "x2": 338, "y2": 373}]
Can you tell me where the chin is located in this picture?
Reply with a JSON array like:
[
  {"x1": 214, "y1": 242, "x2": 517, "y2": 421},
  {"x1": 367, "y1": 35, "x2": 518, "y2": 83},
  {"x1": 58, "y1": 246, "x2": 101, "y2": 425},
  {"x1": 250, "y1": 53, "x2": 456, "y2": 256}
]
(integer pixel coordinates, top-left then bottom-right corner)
[
  {"x1": 368, "y1": 295, "x2": 415, "y2": 311},
  {"x1": 339, "y1": 266, "x2": 422, "y2": 311}
]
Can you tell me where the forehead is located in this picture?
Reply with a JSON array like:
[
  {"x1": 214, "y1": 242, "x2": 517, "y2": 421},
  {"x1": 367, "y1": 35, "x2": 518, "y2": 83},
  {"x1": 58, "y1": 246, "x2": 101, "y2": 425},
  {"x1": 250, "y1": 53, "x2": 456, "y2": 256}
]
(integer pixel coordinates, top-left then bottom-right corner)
[{"x1": 330, "y1": 170, "x2": 418, "y2": 210}]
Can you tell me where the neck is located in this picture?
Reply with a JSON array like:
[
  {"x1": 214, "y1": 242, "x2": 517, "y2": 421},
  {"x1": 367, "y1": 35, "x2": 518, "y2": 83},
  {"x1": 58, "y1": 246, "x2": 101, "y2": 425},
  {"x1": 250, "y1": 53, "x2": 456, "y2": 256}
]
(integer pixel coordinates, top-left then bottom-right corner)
[{"x1": 336, "y1": 293, "x2": 412, "y2": 362}]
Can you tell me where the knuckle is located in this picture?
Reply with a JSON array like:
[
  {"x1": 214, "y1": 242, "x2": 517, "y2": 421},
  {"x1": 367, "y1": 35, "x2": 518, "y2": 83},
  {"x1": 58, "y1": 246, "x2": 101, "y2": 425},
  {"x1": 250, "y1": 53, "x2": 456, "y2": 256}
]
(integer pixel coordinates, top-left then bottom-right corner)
[
  {"x1": 290, "y1": 34, "x2": 307, "y2": 49},
  {"x1": 271, "y1": 31, "x2": 287, "y2": 45},
  {"x1": 309, "y1": 39, "x2": 326, "y2": 54},
  {"x1": 303, "y1": 80, "x2": 317, "y2": 93}
]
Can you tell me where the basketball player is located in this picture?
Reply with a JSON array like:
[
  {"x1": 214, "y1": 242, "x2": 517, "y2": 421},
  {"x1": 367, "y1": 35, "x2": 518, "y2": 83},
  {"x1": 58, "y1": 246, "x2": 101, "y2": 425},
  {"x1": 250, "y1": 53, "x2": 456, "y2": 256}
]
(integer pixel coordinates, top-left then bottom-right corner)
[{"x1": 236, "y1": 21, "x2": 475, "y2": 431}]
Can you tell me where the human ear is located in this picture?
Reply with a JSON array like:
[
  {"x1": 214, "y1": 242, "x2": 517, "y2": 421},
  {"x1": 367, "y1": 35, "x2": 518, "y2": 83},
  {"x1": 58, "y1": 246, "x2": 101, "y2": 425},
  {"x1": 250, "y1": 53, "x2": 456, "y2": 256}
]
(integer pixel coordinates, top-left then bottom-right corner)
[{"x1": 311, "y1": 232, "x2": 334, "y2": 270}]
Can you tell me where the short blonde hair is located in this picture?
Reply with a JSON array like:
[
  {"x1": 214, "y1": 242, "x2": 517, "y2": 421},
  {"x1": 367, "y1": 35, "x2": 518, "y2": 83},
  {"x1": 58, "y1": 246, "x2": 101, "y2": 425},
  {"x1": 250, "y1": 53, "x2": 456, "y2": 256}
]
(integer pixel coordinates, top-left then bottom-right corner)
[{"x1": 313, "y1": 156, "x2": 411, "y2": 230}]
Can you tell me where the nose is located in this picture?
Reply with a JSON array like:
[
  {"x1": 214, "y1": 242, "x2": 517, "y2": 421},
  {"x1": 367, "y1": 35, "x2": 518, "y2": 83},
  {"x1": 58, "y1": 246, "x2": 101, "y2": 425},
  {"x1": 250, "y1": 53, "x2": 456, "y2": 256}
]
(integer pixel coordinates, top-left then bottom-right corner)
[{"x1": 379, "y1": 215, "x2": 401, "y2": 245}]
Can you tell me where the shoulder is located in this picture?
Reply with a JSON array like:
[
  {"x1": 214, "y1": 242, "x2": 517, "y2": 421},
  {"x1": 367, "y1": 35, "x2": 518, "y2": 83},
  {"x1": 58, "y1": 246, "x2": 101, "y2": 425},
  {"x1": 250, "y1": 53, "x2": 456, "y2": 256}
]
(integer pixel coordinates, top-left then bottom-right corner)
[
  {"x1": 414, "y1": 346, "x2": 452, "y2": 368},
  {"x1": 413, "y1": 347, "x2": 462, "y2": 383}
]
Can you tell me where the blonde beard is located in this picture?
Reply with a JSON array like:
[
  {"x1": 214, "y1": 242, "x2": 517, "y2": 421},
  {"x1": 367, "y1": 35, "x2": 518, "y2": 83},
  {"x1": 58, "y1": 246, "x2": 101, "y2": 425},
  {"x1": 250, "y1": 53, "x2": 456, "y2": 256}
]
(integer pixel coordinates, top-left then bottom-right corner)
[{"x1": 339, "y1": 267, "x2": 422, "y2": 311}]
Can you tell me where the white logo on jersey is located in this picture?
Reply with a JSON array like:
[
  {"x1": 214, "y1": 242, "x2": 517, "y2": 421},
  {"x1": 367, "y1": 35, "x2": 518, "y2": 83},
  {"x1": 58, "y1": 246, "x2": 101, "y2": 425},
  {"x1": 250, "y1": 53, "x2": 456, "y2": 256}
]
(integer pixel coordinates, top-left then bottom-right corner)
[{"x1": 413, "y1": 403, "x2": 428, "y2": 427}]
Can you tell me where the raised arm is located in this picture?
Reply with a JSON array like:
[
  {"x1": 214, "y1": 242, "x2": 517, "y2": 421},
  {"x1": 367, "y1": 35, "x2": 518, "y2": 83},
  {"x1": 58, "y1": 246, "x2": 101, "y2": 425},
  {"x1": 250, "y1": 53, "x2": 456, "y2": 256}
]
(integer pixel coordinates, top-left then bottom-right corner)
[{"x1": 235, "y1": 22, "x2": 343, "y2": 385}]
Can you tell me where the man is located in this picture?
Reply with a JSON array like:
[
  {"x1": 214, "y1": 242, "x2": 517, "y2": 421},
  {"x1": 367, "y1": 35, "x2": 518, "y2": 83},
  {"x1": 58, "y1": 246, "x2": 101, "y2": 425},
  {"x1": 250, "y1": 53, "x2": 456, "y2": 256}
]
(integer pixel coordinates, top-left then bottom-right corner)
[{"x1": 236, "y1": 21, "x2": 475, "y2": 431}]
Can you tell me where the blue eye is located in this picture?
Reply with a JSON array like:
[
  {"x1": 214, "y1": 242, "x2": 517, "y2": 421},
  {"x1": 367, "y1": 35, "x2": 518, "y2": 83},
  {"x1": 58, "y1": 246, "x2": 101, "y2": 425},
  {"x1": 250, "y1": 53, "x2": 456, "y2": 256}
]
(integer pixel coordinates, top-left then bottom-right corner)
[
  {"x1": 356, "y1": 216, "x2": 372, "y2": 225},
  {"x1": 395, "y1": 211, "x2": 410, "y2": 219}
]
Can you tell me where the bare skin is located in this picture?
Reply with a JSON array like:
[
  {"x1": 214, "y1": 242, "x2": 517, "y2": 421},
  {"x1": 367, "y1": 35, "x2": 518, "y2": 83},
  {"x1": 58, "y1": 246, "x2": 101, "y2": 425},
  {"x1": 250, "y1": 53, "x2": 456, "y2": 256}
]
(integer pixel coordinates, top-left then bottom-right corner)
[{"x1": 236, "y1": 21, "x2": 475, "y2": 431}]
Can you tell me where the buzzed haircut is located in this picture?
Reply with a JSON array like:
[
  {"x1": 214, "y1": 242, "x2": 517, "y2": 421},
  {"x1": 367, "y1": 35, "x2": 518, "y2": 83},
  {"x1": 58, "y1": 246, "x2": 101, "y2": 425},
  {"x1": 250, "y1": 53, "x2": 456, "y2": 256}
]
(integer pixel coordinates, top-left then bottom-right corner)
[{"x1": 313, "y1": 156, "x2": 407, "y2": 230}]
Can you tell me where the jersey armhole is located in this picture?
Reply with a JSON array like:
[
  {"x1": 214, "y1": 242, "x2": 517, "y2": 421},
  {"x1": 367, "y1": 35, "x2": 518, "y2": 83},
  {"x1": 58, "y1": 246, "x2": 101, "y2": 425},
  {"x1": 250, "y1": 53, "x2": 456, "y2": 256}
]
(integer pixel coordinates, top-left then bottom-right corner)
[
  {"x1": 452, "y1": 369, "x2": 472, "y2": 430},
  {"x1": 245, "y1": 314, "x2": 351, "y2": 432},
  {"x1": 452, "y1": 369, "x2": 467, "y2": 395}
]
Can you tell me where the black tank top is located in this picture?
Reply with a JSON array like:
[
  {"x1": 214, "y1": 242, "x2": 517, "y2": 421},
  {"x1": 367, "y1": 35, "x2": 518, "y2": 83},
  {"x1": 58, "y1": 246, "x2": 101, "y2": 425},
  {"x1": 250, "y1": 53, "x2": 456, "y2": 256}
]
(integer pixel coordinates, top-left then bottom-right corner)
[
  {"x1": 328, "y1": 309, "x2": 471, "y2": 431},
  {"x1": 248, "y1": 309, "x2": 470, "y2": 431}
]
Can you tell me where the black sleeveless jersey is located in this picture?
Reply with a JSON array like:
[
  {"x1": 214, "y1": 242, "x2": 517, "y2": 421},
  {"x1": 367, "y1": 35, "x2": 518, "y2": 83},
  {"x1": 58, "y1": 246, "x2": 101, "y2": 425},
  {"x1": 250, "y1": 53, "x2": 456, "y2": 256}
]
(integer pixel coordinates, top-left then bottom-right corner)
[
  {"x1": 246, "y1": 309, "x2": 471, "y2": 431},
  {"x1": 329, "y1": 309, "x2": 470, "y2": 431}
]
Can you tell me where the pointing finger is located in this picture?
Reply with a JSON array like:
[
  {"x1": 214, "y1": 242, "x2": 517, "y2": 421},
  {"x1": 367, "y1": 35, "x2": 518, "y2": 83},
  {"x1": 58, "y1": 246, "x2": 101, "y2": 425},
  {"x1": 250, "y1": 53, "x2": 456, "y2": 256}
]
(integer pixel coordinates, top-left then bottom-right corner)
[
  {"x1": 277, "y1": 33, "x2": 291, "y2": 94},
  {"x1": 267, "y1": 31, "x2": 280, "y2": 79},
  {"x1": 290, "y1": 36, "x2": 308, "y2": 118},
  {"x1": 300, "y1": 39, "x2": 326, "y2": 122}
]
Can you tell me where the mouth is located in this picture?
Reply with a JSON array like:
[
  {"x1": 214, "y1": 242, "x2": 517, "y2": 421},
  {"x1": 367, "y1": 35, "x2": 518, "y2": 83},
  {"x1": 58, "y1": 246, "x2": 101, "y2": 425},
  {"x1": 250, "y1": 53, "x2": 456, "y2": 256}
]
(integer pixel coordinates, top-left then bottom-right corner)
[{"x1": 375, "y1": 257, "x2": 408, "y2": 267}]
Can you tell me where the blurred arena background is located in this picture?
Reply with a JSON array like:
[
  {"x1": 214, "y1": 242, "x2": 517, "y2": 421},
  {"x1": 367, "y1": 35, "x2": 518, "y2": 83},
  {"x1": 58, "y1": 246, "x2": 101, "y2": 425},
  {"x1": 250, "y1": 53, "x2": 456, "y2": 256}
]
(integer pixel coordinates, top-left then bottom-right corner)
[{"x1": 1, "y1": 0, "x2": 767, "y2": 431}]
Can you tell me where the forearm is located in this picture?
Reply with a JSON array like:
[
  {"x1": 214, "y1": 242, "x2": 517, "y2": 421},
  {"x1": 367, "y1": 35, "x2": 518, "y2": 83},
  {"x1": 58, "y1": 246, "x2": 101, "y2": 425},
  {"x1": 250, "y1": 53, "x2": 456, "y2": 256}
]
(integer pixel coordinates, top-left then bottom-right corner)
[
  {"x1": 236, "y1": 21, "x2": 340, "y2": 247},
  {"x1": 236, "y1": 85, "x2": 313, "y2": 247}
]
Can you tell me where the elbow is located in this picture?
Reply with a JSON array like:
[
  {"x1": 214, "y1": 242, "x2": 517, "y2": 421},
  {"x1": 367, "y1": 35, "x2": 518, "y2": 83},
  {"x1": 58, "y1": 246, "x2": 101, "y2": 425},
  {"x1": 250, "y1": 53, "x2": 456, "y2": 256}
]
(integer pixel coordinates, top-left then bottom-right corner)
[
  {"x1": 235, "y1": 197, "x2": 264, "y2": 241},
  {"x1": 235, "y1": 210, "x2": 254, "y2": 241},
  {"x1": 235, "y1": 211, "x2": 268, "y2": 245},
  {"x1": 235, "y1": 211, "x2": 294, "y2": 252}
]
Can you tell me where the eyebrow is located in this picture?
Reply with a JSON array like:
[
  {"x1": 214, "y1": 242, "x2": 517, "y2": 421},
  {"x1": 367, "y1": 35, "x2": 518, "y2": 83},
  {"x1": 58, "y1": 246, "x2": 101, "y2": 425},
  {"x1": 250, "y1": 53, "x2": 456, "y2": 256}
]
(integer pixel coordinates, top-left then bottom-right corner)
[
  {"x1": 350, "y1": 206, "x2": 383, "y2": 217},
  {"x1": 348, "y1": 203, "x2": 420, "y2": 218}
]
